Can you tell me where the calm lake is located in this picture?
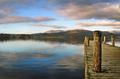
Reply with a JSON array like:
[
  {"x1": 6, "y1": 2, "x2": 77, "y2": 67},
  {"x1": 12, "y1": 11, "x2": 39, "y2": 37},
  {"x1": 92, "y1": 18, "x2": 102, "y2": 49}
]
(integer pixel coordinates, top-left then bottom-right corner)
[{"x1": 0, "y1": 40, "x2": 84, "y2": 79}]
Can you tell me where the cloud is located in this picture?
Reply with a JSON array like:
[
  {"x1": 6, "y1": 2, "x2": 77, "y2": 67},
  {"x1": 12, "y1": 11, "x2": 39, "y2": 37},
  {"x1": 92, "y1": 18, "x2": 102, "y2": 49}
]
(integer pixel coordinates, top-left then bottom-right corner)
[
  {"x1": 0, "y1": 0, "x2": 56, "y2": 24},
  {"x1": 49, "y1": 0, "x2": 120, "y2": 20},
  {"x1": 0, "y1": 16, "x2": 55, "y2": 24},
  {"x1": 0, "y1": 0, "x2": 36, "y2": 7},
  {"x1": 0, "y1": 0, "x2": 120, "y2": 21},
  {"x1": 57, "y1": 3, "x2": 120, "y2": 20},
  {"x1": 0, "y1": 0, "x2": 119, "y2": 25},
  {"x1": 49, "y1": 0, "x2": 118, "y2": 6},
  {"x1": 32, "y1": 24, "x2": 66, "y2": 29},
  {"x1": 78, "y1": 21, "x2": 120, "y2": 29},
  {"x1": 0, "y1": 8, "x2": 15, "y2": 17},
  {"x1": 0, "y1": 0, "x2": 39, "y2": 17}
]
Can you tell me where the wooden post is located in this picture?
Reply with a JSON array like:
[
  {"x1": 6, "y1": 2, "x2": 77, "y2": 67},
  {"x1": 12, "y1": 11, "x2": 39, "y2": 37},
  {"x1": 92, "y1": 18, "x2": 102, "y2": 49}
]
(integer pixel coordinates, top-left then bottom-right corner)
[
  {"x1": 93, "y1": 31, "x2": 102, "y2": 72},
  {"x1": 111, "y1": 34, "x2": 115, "y2": 46},
  {"x1": 84, "y1": 36, "x2": 89, "y2": 79},
  {"x1": 103, "y1": 36, "x2": 106, "y2": 44},
  {"x1": 84, "y1": 36, "x2": 89, "y2": 46}
]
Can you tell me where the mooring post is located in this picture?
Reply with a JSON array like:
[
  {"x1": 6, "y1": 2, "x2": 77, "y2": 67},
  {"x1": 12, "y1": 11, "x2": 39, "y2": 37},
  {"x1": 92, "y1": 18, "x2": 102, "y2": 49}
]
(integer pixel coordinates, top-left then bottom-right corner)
[
  {"x1": 84, "y1": 36, "x2": 89, "y2": 79},
  {"x1": 93, "y1": 31, "x2": 102, "y2": 72},
  {"x1": 111, "y1": 34, "x2": 115, "y2": 46},
  {"x1": 103, "y1": 36, "x2": 106, "y2": 44},
  {"x1": 84, "y1": 36, "x2": 89, "y2": 46}
]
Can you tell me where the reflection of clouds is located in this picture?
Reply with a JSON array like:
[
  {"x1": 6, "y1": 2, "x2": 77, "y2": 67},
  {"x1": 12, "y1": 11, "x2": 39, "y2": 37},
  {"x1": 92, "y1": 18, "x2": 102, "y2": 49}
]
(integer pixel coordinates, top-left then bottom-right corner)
[
  {"x1": 0, "y1": 40, "x2": 84, "y2": 73},
  {"x1": 0, "y1": 52, "x2": 54, "y2": 69},
  {"x1": 56, "y1": 55, "x2": 83, "y2": 71},
  {"x1": 0, "y1": 53, "x2": 53, "y2": 62},
  {"x1": 0, "y1": 53, "x2": 53, "y2": 67},
  {"x1": 0, "y1": 40, "x2": 68, "y2": 52},
  {"x1": 107, "y1": 42, "x2": 120, "y2": 47},
  {"x1": 0, "y1": 40, "x2": 83, "y2": 55}
]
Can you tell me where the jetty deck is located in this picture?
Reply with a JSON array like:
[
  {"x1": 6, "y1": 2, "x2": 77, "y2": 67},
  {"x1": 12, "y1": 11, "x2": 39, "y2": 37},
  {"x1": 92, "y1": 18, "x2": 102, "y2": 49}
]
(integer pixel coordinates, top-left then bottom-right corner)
[{"x1": 84, "y1": 31, "x2": 120, "y2": 79}]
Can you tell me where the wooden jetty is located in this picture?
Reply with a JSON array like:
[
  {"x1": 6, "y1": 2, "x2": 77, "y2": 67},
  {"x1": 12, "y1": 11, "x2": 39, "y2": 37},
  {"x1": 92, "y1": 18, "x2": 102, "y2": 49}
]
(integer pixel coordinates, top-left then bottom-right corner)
[{"x1": 84, "y1": 31, "x2": 120, "y2": 79}]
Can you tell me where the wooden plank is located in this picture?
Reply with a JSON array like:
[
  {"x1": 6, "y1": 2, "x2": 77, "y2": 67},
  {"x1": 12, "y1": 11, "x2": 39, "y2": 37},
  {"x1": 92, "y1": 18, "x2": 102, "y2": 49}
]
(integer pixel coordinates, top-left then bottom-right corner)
[{"x1": 84, "y1": 41, "x2": 120, "y2": 79}]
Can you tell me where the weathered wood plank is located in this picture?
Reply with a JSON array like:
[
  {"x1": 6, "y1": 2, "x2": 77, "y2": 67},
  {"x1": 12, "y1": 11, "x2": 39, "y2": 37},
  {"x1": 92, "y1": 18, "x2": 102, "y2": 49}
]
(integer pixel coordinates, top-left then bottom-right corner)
[{"x1": 84, "y1": 40, "x2": 120, "y2": 79}]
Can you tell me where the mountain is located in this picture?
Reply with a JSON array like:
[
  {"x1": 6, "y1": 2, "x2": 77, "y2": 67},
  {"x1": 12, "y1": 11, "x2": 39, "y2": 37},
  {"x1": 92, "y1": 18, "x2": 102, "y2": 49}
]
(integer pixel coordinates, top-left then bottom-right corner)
[
  {"x1": 31, "y1": 30, "x2": 114, "y2": 44},
  {"x1": 110, "y1": 30, "x2": 120, "y2": 34},
  {"x1": 0, "y1": 30, "x2": 119, "y2": 44},
  {"x1": 45, "y1": 30, "x2": 63, "y2": 33}
]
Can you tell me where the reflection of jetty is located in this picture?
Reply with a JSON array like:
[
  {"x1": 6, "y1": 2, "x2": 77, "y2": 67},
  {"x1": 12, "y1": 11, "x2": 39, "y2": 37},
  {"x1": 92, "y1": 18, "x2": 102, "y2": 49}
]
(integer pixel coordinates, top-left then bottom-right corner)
[{"x1": 84, "y1": 31, "x2": 120, "y2": 79}]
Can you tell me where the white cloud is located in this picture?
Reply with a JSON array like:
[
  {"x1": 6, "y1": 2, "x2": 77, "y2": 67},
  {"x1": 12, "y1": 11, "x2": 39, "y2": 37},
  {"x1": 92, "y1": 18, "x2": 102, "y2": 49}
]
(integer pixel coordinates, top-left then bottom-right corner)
[
  {"x1": 57, "y1": 3, "x2": 120, "y2": 20},
  {"x1": 0, "y1": 16, "x2": 55, "y2": 24}
]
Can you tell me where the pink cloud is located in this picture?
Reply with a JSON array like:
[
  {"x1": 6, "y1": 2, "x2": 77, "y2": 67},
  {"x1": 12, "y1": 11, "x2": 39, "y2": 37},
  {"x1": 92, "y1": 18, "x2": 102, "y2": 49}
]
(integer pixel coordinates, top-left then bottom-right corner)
[
  {"x1": 0, "y1": 8, "x2": 15, "y2": 17},
  {"x1": 79, "y1": 21, "x2": 120, "y2": 26},
  {"x1": 0, "y1": 16, "x2": 55, "y2": 24},
  {"x1": 57, "y1": 3, "x2": 120, "y2": 20},
  {"x1": 32, "y1": 24, "x2": 66, "y2": 29}
]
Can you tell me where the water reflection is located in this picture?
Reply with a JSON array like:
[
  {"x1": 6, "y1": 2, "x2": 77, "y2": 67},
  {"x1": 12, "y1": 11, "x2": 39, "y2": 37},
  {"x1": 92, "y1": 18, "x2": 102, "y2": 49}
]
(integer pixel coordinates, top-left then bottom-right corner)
[
  {"x1": 107, "y1": 41, "x2": 120, "y2": 47},
  {"x1": 0, "y1": 40, "x2": 84, "y2": 79}
]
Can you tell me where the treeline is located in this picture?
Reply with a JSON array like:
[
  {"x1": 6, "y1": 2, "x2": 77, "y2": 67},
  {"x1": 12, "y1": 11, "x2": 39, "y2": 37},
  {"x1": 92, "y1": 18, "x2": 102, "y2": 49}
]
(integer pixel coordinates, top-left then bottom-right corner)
[
  {"x1": 0, "y1": 30, "x2": 117, "y2": 44},
  {"x1": 31, "y1": 30, "x2": 93, "y2": 44},
  {"x1": 0, "y1": 34, "x2": 32, "y2": 41}
]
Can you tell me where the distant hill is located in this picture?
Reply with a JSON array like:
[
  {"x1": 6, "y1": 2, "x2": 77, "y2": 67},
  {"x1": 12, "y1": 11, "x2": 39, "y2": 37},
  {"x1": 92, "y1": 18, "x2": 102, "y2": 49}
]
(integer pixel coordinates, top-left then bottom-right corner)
[
  {"x1": 110, "y1": 30, "x2": 120, "y2": 34},
  {"x1": 0, "y1": 30, "x2": 119, "y2": 44},
  {"x1": 31, "y1": 30, "x2": 93, "y2": 44},
  {"x1": 45, "y1": 30, "x2": 63, "y2": 33}
]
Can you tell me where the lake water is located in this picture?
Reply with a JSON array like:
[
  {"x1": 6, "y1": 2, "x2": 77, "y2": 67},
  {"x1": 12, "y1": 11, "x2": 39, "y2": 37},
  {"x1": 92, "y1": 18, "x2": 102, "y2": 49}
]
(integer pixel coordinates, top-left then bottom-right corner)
[
  {"x1": 0, "y1": 40, "x2": 84, "y2": 79},
  {"x1": 107, "y1": 41, "x2": 120, "y2": 47}
]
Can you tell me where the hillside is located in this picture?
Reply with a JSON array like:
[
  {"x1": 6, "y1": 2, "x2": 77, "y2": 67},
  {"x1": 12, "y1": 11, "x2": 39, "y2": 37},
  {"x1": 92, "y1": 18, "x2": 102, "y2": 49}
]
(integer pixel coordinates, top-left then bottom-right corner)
[{"x1": 0, "y1": 30, "x2": 118, "y2": 44}]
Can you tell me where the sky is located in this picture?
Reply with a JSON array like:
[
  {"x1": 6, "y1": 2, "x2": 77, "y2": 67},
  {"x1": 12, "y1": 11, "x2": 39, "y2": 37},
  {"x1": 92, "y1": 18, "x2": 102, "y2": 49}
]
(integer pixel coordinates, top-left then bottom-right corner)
[{"x1": 0, "y1": 0, "x2": 120, "y2": 34}]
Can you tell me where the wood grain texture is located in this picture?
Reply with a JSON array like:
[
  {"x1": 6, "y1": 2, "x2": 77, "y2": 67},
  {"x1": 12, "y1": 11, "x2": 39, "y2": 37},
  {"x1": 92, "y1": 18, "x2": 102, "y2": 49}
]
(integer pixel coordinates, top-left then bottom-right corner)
[{"x1": 84, "y1": 41, "x2": 120, "y2": 79}]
